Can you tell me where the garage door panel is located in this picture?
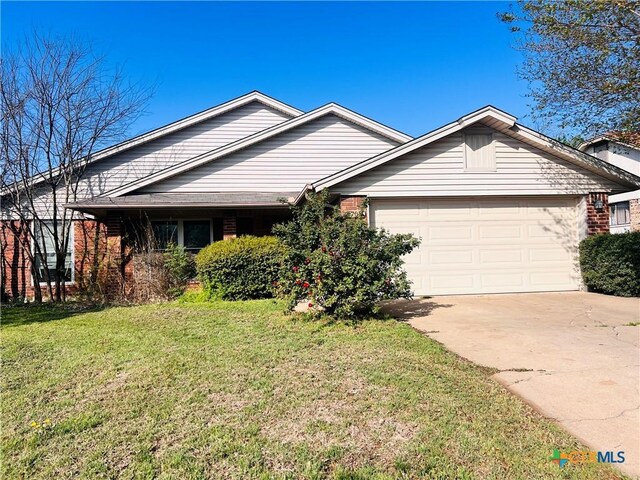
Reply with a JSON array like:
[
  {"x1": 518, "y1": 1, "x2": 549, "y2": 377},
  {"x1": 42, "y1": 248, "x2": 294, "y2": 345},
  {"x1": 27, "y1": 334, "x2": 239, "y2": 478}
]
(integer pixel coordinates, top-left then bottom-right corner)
[
  {"x1": 529, "y1": 248, "x2": 572, "y2": 263},
  {"x1": 480, "y1": 249, "x2": 522, "y2": 264},
  {"x1": 478, "y1": 224, "x2": 522, "y2": 239},
  {"x1": 428, "y1": 226, "x2": 473, "y2": 241},
  {"x1": 371, "y1": 197, "x2": 580, "y2": 295},
  {"x1": 429, "y1": 274, "x2": 475, "y2": 290},
  {"x1": 478, "y1": 204, "x2": 522, "y2": 217},
  {"x1": 530, "y1": 271, "x2": 576, "y2": 288},
  {"x1": 429, "y1": 250, "x2": 474, "y2": 265},
  {"x1": 480, "y1": 273, "x2": 525, "y2": 288}
]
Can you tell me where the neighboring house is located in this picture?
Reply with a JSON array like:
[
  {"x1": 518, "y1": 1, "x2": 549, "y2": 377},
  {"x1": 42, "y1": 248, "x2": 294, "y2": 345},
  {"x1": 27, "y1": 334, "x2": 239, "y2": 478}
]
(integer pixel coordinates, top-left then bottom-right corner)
[
  {"x1": 2, "y1": 91, "x2": 639, "y2": 299},
  {"x1": 579, "y1": 133, "x2": 640, "y2": 233}
]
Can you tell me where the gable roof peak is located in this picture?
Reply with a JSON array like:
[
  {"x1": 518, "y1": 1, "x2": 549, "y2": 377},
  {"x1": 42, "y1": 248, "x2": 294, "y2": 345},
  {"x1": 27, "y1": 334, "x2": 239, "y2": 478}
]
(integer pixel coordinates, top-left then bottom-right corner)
[
  {"x1": 457, "y1": 105, "x2": 517, "y2": 128},
  {"x1": 103, "y1": 98, "x2": 412, "y2": 198}
]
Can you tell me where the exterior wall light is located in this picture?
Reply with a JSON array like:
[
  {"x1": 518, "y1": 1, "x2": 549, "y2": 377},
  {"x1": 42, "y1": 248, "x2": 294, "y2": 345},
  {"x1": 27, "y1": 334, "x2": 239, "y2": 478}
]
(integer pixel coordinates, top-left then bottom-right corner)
[{"x1": 594, "y1": 198, "x2": 604, "y2": 210}]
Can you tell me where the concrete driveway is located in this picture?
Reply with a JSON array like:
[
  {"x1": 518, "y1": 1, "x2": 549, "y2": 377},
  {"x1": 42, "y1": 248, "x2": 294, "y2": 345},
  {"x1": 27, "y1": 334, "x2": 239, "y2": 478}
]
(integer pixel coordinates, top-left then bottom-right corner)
[{"x1": 385, "y1": 292, "x2": 640, "y2": 478}]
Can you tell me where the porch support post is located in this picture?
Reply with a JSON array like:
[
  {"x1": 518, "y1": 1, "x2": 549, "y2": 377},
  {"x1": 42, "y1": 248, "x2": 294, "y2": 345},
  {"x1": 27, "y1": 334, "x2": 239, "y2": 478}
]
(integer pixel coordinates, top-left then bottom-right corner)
[
  {"x1": 104, "y1": 214, "x2": 124, "y2": 296},
  {"x1": 223, "y1": 214, "x2": 236, "y2": 240}
]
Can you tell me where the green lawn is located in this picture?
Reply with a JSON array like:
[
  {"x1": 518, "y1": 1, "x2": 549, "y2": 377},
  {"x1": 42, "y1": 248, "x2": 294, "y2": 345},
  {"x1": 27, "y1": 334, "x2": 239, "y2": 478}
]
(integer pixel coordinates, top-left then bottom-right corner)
[{"x1": 1, "y1": 300, "x2": 625, "y2": 479}]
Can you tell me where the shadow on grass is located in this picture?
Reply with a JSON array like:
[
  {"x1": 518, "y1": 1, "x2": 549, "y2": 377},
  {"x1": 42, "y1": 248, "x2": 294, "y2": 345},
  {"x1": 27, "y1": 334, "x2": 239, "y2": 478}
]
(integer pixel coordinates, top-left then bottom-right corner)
[
  {"x1": 381, "y1": 297, "x2": 454, "y2": 322},
  {"x1": 0, "y1": 303, "x2": 107, "y2": 328}
]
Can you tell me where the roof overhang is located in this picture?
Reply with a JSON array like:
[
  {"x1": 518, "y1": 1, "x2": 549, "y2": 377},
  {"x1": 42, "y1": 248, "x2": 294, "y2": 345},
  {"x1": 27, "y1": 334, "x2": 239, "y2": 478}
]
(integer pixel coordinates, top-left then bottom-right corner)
[
  {"x1": 579, "y1": 133, "x2": 640, "y2": 152},
  {"x1": 312, "y1": 105, "x2": 640, "y2": 193},
  {"x1": 65, "y1": 192, "x2": 297, "y2": 216}
]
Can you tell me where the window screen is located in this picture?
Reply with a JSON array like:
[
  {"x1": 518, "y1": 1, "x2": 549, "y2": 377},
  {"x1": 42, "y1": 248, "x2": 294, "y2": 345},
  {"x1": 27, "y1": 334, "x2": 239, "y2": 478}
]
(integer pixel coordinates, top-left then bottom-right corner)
[
  {"x1": 237, "y1": 217, "x2": 254, "y2": 236},
  {"x1": 183, "y1": 220, "x2": 211, "y2": 252},
  {"x1": 34, "y1": 221, "x2": 73, "y2": 282},
  {"x1": 151, "y1": 221, "x2": 178, "y2": 249}
]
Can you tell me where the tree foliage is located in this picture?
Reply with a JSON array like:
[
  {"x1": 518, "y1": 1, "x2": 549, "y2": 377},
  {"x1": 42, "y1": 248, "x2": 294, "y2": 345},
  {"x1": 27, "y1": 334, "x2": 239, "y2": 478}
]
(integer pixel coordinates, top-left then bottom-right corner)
[
  {"x1": 273, "y1": 191, "x2": 420, "y2": 319},
  {"x1": 0, "y1": 34, "x2": 149, "y2": 301},
  {"x1": 500, "y1": 1, "x2": 640, "y2": 138}
]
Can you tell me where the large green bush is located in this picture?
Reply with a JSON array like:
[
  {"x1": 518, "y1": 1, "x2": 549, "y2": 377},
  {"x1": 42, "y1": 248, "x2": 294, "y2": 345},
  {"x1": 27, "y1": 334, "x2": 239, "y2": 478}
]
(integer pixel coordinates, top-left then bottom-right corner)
[
  {"x1": 195, "y1": 236, "x2": 285, "y2": 300},
  {"x1": 273, "y1": 191, "x2": 420, "y2": 319},
  {"x1": 579, "y1": 232, "x2": 640, "y2": 297}
]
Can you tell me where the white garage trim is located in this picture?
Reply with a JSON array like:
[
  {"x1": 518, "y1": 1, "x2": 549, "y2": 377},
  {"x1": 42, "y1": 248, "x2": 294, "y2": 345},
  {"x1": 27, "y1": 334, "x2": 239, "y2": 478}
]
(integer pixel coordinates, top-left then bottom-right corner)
[{"x1": 371, "y1": 196, "x2": 582, "y2": 296}]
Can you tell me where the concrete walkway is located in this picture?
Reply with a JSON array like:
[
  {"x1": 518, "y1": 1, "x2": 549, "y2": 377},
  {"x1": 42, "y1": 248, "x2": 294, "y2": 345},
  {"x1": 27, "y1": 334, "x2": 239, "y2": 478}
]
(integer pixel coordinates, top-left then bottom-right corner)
[{"x1": 385, "y1": 292, "x2": 640, "y2": 478}]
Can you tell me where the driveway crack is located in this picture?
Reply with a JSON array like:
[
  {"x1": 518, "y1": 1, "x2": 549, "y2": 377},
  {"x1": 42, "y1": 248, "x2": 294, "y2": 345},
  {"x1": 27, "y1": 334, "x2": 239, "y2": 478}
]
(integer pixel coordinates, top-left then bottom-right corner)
[{"x1": 561, "y1": 405, "x2": 640, "y2": 423}]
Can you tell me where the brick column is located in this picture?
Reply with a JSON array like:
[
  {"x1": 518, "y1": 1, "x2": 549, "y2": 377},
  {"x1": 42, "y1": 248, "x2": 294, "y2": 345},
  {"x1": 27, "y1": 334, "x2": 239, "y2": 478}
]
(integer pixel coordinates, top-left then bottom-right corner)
[
  {"x1": 630, "y1": 198, "x2": 640, "y2": 232},
  {"x1": 103, "y1": 215, "x2": 124, "y2": 296},
  {"x1": 339, "y1": 196, "x2": 367, "y2": 219},
  {"x1": 0, "y1": 220, "x2": 32, "y2": 299},
  {"x1": 586, "y1": 193, "x2": 610, "y2": 235},
  {"x1": 223, "y1": 215, "x2": 236, "y2": 240}
]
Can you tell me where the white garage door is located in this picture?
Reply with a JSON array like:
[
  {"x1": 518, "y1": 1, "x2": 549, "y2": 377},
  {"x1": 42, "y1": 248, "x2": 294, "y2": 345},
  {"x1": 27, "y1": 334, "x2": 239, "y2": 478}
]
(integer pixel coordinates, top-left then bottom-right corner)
[{"x1": 370, "y1": 197, "x2": 581, "y2": 295}]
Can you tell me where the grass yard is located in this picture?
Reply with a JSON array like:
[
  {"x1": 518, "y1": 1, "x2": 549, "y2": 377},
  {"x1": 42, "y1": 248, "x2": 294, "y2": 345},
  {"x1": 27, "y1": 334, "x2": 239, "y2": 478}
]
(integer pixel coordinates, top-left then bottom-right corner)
[{"x1": 1, "y1": 300, "x2": 625, "y2": 479}]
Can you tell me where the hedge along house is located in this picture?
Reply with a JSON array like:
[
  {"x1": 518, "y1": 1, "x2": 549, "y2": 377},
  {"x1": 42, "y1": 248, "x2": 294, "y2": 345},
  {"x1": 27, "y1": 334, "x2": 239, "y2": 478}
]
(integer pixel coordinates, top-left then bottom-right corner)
[{"x1": 2, "y1": 91, "x2": 639, "y2": 299}]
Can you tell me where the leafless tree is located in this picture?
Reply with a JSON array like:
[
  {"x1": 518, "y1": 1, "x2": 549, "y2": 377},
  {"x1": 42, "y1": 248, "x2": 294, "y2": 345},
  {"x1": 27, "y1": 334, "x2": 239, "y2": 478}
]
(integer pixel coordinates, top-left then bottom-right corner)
[{"x1": 0, "y1": 34, "x2": 150, "y2": 302}]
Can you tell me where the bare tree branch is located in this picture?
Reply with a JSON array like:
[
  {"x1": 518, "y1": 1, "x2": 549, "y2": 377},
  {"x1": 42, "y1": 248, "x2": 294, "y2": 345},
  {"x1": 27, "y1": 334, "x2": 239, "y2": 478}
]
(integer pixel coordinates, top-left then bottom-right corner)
[{"x1": 1, "y1": 33, "x2": 150, "y2": 302}]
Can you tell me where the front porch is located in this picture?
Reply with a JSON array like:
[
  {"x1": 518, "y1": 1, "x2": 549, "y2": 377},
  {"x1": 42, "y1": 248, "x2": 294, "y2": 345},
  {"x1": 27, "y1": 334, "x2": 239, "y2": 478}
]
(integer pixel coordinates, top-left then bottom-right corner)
[{"x1": 66, "y1": 192, "x2": 299, "y2": 298}]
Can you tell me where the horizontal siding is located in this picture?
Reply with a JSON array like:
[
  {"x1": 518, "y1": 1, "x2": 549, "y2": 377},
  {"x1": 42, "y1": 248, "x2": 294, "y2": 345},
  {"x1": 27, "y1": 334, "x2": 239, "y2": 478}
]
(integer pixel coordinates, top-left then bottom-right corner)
[
  {"x1": 75, "y1": 101, "x2": 291, "y2": 197},
  {"x1": 336, "y1": 130, "x2": 621, "y2": 196},
  {"x1": 142, "y1": 114, "x2": 398, "y2": 193}
]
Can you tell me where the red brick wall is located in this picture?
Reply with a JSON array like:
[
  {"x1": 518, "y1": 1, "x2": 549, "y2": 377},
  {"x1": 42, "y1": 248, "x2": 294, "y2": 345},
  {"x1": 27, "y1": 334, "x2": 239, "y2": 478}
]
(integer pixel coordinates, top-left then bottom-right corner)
[
  {"x1": 103, "y1": 216, "x2": 125, "y2": 298},
  {"x1": 1, "y1": 221, "x2": 32, "y2": 299},
  {"x1": 223, "y1": 216, "x2": 237, "y2": 239},
  {"x1": 630, "y1": 198, "x2": 640, "y2": 232},
  {"x1": 1, "y1": 217, "x2": 127, "y2": 301},
  {"x1": 339, "y1": 196, "x2": 367, "y2": 218},
  {"x1": 586, "y1": 193, "x2": 610, "y2": 235}
]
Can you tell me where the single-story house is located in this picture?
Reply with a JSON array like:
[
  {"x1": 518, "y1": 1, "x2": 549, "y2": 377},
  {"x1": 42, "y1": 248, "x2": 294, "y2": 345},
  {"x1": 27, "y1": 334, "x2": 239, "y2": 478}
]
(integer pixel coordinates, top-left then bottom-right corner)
[
  {"x1": 2, "y1": 91, "x2": 639, "y2": 299},
  {"x1": 579, "y1": 133, "x2": 640, "y2": 233}
]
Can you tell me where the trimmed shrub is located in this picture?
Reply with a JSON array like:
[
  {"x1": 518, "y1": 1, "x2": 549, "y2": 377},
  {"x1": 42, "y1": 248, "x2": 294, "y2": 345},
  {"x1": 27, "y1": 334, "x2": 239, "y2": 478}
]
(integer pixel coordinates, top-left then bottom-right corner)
[
  {"x1": 273, "y1": 191, "x2": 420, "y2": 319},
  {"x1": 195, "y1": 236, "x2": 285, "y2": 300},
  {"x1": 579, "y1": 232, "x2": 640, "y2": 297}
]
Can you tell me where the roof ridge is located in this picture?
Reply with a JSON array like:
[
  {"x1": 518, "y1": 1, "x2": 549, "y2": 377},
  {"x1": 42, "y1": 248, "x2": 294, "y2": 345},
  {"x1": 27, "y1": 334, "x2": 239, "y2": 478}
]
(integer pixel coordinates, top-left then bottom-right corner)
[{"x1": 102, "y1": 102, "x2": 411, "y2": 198}]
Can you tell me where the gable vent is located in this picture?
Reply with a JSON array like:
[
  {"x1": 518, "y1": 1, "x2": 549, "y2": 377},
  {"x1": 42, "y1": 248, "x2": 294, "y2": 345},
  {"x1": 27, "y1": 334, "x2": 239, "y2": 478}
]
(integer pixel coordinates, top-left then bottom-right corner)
[{"x1": 465, "y1": 133, "x2": 495, "y2": 171}]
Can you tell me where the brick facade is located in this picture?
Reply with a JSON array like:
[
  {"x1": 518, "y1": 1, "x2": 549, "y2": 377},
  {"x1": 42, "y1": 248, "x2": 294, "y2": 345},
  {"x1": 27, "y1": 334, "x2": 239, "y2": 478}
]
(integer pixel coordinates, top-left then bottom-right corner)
[
  {"x1": 339, "y1": 195, "x2": 367, "y2": 218},
  {"x1": 586, "y1": 193, "x2": 610, "y2": 235},
  {"x1": 630, "y1": 198, "x2": 640, "y2": 232},
  {"x1": 223, "y1": 215, "x2": 237, "y2": 239},
  {"x1": 103, "y1": 216, "x2": 125, "y2": 297},
  {"x1": 0, "y1": 193, "x2": 621, "y2": 300},
  {"x1": 0, "y1": 221, "x2": 32, "y2": 299}
]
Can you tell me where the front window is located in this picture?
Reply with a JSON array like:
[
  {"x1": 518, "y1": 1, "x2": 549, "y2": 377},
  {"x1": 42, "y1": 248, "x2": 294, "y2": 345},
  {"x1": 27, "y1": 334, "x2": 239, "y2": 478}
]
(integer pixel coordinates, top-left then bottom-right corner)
[
  {"x1": 151, "y1": 221, "x2": 178, "y2": 249},
  {"x1": 183, "y1": 220, "x2": 211, "y2": 253},
  {"x1": 33, "y1": 221, "x2": 73, "y2": 283},
  {"x1": 610, "y1": 202, "x2": 630, "y2": 226},
  {"x1": 149, "y1": 219, "x2": 212, "y2": 252}
]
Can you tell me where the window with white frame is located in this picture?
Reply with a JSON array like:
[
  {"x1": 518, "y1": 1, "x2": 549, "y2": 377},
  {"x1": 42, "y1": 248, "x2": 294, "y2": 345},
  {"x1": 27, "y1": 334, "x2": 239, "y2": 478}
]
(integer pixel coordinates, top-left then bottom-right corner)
[
  {"x1": 610, "y1": 202, "x2": 631, "y2": 226},
  {"x1": 464, "y1": 133, "x2": 495, "y2": 171},
  {"x1": 183, "y1": 220, "x2": 211, "y2": 252},
  {"x1": 150, "y1": 220, "x2": 178, "y2": 249},
  {"x1": 33, "y1": 220, "x2": 73, "y2": 283},
  {"x1": 150, "y1": 219, "x2": 213, "y2": 252}
]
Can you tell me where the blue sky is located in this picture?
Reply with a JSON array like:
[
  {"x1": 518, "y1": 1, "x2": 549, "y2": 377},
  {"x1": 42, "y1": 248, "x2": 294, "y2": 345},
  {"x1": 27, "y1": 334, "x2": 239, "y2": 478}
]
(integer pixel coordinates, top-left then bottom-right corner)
[{"x1": 2, "y1": 1, "x2": 529, "y2": 138}]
